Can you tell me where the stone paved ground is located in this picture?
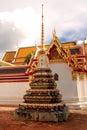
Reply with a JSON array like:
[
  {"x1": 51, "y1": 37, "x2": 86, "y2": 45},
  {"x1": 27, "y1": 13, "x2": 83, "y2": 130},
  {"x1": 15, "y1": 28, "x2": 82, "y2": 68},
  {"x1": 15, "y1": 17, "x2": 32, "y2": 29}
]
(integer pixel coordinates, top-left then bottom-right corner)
[{"x1": 0, "y1": 107, "x2": 87, "y2": 130}]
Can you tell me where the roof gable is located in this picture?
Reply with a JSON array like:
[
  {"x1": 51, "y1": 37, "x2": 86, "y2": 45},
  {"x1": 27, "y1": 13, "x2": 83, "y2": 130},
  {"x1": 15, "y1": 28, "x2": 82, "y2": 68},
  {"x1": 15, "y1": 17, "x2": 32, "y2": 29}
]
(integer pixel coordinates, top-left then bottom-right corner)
[
  {"x1": 2, "y1": 51, "x2": 16, "y2": 63},
  {"x1": 14, "y1": 45, "x2": 49, "y2": 64}
]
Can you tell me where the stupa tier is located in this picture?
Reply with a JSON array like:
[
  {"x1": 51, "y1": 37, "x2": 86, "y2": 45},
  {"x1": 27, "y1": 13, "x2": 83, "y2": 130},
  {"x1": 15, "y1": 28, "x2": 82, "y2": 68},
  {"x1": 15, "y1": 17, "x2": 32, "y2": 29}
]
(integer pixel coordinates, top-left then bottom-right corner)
[{"x1": 14, "y1": 50, "x2": 69, "y2": 122}]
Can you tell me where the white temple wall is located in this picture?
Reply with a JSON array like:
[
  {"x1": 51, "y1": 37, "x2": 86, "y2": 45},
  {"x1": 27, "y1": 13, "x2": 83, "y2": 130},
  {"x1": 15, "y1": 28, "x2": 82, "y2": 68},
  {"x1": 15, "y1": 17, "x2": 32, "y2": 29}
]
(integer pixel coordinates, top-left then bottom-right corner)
[
  {"x1": 76, "y1": 73, "x2": 87, "y2": 108},
  {"x1": 50, "y1": 63, "x2": 78, "y2": 103},
  {"x1": 77, "y1": 74, "x2": 85, "y2": 102},
  {"x1": 0, "y1": 82, "x2": 29, "y2": 105},
  {"x1": 84, "y1": 74, "x2": 87, "y2": 100},
  {"x1": 0, "y1": 63, "x2": 87, "y2": 108}
]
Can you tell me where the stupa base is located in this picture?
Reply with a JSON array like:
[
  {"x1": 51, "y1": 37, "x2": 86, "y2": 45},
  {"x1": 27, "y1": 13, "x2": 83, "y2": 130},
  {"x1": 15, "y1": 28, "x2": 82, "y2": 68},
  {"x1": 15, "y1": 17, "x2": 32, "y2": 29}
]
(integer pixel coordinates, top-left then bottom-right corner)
[{"x1": 14, "y1": 106, "x2": 69, "y2": 122}]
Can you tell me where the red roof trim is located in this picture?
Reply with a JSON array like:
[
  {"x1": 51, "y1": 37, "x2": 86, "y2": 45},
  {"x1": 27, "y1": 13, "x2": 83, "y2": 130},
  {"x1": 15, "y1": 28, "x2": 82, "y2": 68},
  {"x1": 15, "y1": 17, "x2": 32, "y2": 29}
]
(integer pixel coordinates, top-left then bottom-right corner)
[{"x1": 0, "y1": 79, "x2": 29, "y2": 83}]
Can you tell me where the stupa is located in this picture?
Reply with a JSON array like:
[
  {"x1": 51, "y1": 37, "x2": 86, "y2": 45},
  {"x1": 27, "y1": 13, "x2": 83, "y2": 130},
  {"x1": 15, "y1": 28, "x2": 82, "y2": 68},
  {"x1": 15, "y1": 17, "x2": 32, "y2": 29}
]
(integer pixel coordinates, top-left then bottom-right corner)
[{"x1": 14, "y1": 5, "x2": 69, "y2": 122}]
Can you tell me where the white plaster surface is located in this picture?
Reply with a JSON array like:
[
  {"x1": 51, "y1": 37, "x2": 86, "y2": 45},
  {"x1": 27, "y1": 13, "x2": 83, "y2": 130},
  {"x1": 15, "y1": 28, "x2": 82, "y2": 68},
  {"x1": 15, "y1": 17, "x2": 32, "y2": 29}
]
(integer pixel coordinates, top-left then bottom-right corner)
[
  {"x1": 0, "y1": 63, "x2": 87, "y2": 108},
  {"x1": 0, "y1": 82, "x2": 29, "y2": 105},
  {"x1": 50, "y1": 63, "x2": 77, "y2": 101},
  {"x1": 50, "y1": 63, "x2": 87, "y2": 108}
]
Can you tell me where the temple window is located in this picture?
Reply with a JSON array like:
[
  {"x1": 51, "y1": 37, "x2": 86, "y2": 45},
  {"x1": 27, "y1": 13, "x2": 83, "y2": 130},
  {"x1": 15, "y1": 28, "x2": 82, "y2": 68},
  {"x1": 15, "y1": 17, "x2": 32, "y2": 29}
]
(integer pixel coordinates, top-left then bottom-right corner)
[
  {"x1": 54, "y1": 73, "x2": 59, "y2": 81},
  {"x1": 70, "y1": 48, "x2": 80, "y2": 54}
]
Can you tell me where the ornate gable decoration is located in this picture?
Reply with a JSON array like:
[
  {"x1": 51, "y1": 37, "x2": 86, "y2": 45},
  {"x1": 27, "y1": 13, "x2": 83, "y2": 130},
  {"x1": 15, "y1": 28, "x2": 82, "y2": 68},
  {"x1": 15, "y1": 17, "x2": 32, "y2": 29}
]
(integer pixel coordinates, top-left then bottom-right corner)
[
  {"x1": 47, "y1": 29, "x2": 68, "y2": 63},
  {"x1": 50, "y1": 49, "x2": 61, "y2": 60},
  {"x1": 48, "y1": 44, "x2": 63, "y2": 63},
  {"x1": 47, "y1": 29, "x2": 61, "y2": 54}
]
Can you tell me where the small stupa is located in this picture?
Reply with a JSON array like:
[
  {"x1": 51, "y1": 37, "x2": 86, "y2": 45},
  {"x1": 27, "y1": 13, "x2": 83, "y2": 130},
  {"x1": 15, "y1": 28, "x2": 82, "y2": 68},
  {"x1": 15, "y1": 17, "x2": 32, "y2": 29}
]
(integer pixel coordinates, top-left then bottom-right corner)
[{"x1": 14, "y1": 5, "x2": 69, "y2": 122}]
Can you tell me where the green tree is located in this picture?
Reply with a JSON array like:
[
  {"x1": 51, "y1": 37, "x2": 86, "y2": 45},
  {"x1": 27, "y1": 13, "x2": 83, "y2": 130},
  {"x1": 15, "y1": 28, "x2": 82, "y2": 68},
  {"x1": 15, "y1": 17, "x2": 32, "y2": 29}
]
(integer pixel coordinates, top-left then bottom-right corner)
[
  {"x1": 24, "y1": 54, "x2": 31, "y2": 64},
  {"x1": 24, "y1": 51, "x2": 35, "y2": 64}
]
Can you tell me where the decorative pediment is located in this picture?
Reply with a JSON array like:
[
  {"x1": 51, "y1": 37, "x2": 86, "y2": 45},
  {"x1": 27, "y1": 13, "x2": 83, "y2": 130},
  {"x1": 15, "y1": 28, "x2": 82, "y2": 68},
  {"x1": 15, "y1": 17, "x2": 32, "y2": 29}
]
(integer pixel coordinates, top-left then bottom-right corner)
[
  {"x1": 47, "y1": 29, "x2": 61, "y2": 56},
  {"x1": 47, "y1": 29, "x2": 65, "y2": 62},
  {"x1": 49, "y1": 47, "x2": 62, "y2": 61}
]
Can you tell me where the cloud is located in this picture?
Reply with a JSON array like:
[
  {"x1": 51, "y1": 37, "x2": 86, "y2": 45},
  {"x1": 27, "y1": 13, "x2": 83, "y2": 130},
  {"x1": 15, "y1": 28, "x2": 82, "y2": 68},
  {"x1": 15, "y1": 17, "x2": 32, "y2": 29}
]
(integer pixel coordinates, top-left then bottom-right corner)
[
  {"x1": 44, "y1": 0, "x2": 87, "y2": 42},
  {"x1": 0, "y1": 7, "x2": 41, "y2": 58},
  {"x1": 0, "y1": 7, "x2": 41, "y2": 47},
  {"x1": 0, "y1": 0, "x2": 87, "y2": 58},
  {"x1": 0, "y1": 20, "x2": 25, "y2": 58}
]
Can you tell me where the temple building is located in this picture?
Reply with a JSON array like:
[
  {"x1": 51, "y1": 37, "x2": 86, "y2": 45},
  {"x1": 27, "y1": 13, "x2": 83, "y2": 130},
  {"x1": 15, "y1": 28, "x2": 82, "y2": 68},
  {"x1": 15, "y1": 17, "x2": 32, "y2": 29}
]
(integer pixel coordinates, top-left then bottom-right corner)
[
  {"x1": 0, "y1": 30, "x2": 87, "y2": 108},
  {"x1": 0, "y1": 5, "x2": 87, "y2": 109}
]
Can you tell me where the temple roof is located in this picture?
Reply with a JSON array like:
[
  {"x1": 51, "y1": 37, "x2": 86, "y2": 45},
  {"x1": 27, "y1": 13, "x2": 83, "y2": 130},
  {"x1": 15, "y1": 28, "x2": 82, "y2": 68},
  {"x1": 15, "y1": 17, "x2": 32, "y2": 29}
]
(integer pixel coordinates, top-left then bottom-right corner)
[
  {"x1": 14, "y1": 46, "x2": 36, "y2": 64},
  {"x1": 2, "y1": 32, "x2": 87, "y2": 73},
  {"x1": 2, "y1": 51, "x2": 16, "y2": 63},
  {"x1": 62, "y1": 41, "x2": 76, "y2": 47},
  {"x1": 2, "y1": 41, "x2": 87, "y2": 65},
  {"x1": 13, "y1": 45, "x2": 49, "y2": 64},
  {"x1": 0, "y1": 60, "x2": 15, "y2": 67}
]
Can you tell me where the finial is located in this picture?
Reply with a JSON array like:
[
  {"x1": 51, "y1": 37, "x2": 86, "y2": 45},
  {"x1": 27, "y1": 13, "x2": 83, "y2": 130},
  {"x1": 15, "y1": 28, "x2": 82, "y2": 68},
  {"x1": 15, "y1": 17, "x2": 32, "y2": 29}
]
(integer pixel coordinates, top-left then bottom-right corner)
[
  {"x1": 42, "y1": 4, "x2": 44, "y2": 18},
  {"x1": 41, "y1": 4, "x2": 45, "y2": 50},
  {"x1": 53, "y1": 27, "x2": 56, "y2": 38},
  {"x1": 34, "y1": 41, "x2": 37, "y2": 47},
  {"x1": 84, "y1": 36, "x2": 87, "y2": 41},
  {"x1": 75, "y1": 36, "x2": 78, "y2": 44}
]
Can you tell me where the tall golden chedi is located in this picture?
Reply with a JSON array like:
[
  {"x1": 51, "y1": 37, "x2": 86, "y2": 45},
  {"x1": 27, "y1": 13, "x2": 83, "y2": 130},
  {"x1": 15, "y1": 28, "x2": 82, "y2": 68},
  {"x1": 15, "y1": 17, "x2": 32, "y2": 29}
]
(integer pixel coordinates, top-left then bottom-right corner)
[{"x1": 14, "y1": 5, "x2": 69, "y2": 122}]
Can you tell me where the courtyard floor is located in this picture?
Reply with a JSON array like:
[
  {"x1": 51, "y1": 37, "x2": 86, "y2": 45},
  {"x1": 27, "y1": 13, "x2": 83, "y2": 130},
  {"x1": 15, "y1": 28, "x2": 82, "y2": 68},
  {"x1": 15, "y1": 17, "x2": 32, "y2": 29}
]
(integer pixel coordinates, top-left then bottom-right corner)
[{"x1": 0, "y1": 106, "x2": 87, "y2": 130}]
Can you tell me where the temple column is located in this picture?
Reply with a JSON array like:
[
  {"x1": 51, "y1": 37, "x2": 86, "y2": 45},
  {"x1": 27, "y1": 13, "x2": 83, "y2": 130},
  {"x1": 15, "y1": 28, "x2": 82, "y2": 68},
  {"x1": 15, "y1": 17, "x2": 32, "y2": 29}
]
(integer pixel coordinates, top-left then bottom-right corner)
[
  {"x1": 84, "y1": 74, "x2": 87, "y2": 101},
  {"x1": 77, "y1": 73, "x2": 85, "y2": 103}
]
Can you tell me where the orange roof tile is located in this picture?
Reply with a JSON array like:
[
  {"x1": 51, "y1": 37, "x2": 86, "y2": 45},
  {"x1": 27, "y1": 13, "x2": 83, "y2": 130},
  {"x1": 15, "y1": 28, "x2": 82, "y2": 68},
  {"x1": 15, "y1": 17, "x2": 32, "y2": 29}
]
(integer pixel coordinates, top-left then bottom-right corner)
[
  {"x1": 2, "y1": 51, "x2": 16, "y2": 63},
  {"x1": 62, "y1": 41, "x2": 76, "y2": 48},
  {"x1": 14, "y1": 41, "x2": 77, "y2": 65},
  {"x1": 14, "y1": 45, "x2": 49, "y2": 64}
]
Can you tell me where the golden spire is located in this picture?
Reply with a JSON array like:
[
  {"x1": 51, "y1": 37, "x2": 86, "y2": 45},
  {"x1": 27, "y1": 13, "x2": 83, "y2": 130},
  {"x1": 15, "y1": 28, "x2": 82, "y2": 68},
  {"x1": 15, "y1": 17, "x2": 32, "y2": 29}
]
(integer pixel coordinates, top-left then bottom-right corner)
[
  {"x1": 53, "y1": 27, "x2": 57, "y2": 39},
  {"x1": 41, "y1": 4, "x2": 45, "y2": 50}
]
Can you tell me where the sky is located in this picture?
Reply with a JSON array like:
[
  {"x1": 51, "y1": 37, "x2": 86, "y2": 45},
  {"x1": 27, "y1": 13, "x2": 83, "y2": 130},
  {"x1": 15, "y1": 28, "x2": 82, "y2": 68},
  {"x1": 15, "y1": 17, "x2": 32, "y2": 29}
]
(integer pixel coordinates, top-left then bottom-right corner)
[{"x1": 0, "y1": 0, "x2": 87, "y2": 58}]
